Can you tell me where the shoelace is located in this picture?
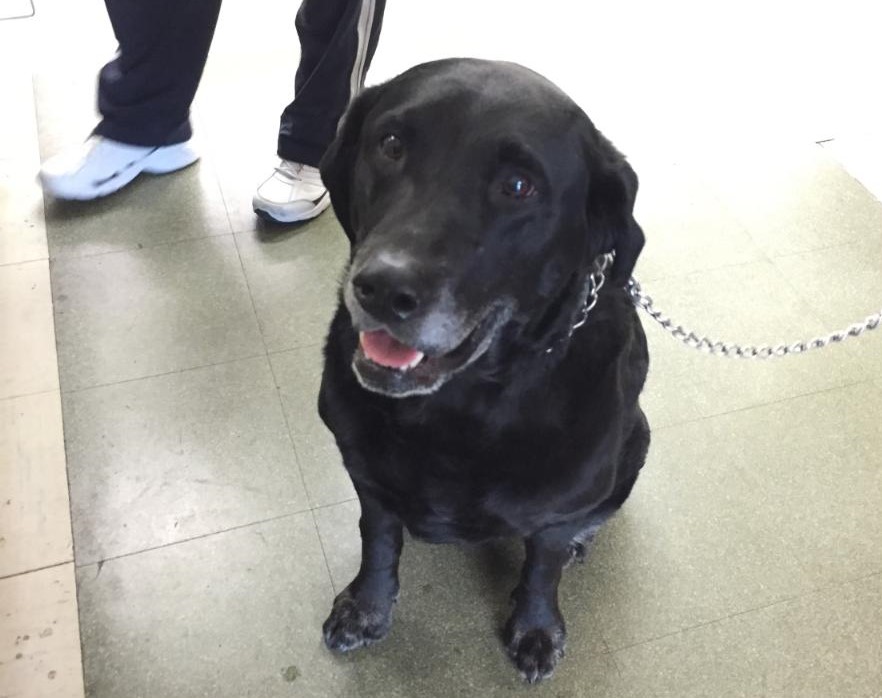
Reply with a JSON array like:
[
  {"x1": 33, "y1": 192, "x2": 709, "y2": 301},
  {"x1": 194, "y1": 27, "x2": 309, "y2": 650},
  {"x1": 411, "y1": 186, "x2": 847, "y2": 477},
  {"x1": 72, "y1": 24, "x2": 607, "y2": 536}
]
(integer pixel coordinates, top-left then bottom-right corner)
[{"x1": 275, "y1": 161, "x2": 315, "y2": 182}]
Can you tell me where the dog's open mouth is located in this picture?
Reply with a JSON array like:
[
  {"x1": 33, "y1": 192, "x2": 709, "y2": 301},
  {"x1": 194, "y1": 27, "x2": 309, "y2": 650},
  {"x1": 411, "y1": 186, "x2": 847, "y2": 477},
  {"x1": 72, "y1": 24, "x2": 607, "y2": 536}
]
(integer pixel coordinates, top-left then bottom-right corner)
[
  {"x1": 352, "y1": 306, "x2": 510, "y2": 397},
  {"x1": 360, "y1": 330, "x2": 426, "y2": 370}
]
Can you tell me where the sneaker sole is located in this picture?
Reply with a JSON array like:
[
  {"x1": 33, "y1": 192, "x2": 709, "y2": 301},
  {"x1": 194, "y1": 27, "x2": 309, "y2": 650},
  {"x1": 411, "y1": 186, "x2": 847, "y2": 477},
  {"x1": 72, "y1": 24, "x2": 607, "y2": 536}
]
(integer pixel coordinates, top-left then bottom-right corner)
[
  {"x1": 40, "y1": 144, "x2": 200, "y2": 201},
  {"x1": 252, "y1": 191, "x2": 332, "y2": 224}
]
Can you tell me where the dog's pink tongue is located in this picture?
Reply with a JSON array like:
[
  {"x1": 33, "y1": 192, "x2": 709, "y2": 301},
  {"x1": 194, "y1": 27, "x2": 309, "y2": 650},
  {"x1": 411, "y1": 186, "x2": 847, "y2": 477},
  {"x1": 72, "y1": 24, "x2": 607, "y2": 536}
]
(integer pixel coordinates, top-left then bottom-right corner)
[{"x1": 360, "y1": 330, "x2": 424, "y2": 369}]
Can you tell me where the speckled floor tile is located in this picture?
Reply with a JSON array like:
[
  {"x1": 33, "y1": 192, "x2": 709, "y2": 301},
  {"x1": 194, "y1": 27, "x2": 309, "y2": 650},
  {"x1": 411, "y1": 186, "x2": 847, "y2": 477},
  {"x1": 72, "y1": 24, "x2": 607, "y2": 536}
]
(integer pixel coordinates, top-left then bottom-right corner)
[
  {"x1": 0, "y1": 69, "x2": 45, "y2": 268},
  {"x1": 75, "y1": 514, "x2": 337, "y2": 698},
  {"x1": 0, "y1": 161, "x2": 47, "y2": 267},
  {"x1": 578, "y1": 422, "x2": 812, "y2": 650},
  {"x1": 821, "y1": 133, "x2": 882, "y2": 203},
  {"x1": 0, "y1": 51, "x2": 38, "y2": 162},
  {"x1": 639, "y1": 259, "x2": 877, "y2": 429},
  {"x1": 269, "y1": 346, "x2": 356, "y2": 508},
  {"x1": 51, "y1": 235, "x2": 264, "y2": 391},
  {"x1": 42, "y1": 158, "x2": 232, "y2": 260},
  {"x1": 0, "y1": 563, "x2": 85, "y2": 698},
  {"x1": 0, "y1": 260, "x2": 58, "y2": 399},
  {"x1": 614, "y1": 573, "x2": 882, "y2": 698},
  {"x1": 703, "y1": 143, "x2": 882, "y2": 257},
  {"x1": 631, "y1": 157, "x2": 766, "y2": 283},
  {"x1": 699, "y1": 380, "x2": 882, "y2": 588},
  {"x1": 0, "y1": 391, "x2": 72, "y2": 578},
  {"x1": 62, "y1": 356, "x2": 308, "y2": 565},
  {"x1": 26, "y1": 0, "x2": 111, "y2": 81},
  {"x1": 772, "y1": 234, "x2": 882, "y2": 332},
  {"x1": 235, "y1": 216, "x2": 348, "y2": 353}
]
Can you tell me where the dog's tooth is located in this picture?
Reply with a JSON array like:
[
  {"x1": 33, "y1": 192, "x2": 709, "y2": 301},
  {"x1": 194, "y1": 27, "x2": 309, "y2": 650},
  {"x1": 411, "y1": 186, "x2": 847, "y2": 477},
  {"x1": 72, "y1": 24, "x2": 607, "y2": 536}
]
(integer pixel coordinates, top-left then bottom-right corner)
[{"x1": 404, "y1": 352, "x2": 425, "y2": 370}]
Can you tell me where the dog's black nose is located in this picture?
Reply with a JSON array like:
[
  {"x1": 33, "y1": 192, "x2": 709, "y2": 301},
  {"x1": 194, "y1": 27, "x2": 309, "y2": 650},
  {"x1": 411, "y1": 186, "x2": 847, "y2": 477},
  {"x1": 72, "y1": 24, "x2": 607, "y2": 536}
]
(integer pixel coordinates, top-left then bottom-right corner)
[{"x1": 352, "y1": 262, "x2": 423, "y2": 322}]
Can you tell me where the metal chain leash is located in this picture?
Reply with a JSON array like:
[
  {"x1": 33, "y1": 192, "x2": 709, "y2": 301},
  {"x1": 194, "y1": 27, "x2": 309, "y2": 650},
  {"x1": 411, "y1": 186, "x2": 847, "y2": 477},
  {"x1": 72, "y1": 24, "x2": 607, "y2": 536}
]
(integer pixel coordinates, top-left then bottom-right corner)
[
  {"x1": 572, "y1": 251, "x2": 881, "y2": 358},
  {"x1": 625, "y1": 278, "x2": 882, "y2": 358}
]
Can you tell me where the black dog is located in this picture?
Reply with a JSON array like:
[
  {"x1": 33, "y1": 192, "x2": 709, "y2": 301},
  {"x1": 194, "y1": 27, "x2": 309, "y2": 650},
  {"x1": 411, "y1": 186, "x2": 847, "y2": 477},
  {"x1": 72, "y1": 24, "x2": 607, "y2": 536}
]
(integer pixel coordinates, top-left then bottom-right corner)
[{"x1": 317, "y1": 58, "x2": 650, "y2": 683}]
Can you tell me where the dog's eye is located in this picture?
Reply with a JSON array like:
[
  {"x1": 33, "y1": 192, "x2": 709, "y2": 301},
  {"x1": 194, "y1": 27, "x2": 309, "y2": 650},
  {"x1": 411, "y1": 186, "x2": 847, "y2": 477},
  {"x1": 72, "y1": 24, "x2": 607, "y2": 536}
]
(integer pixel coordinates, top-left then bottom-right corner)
[
  {"x1": 379, "y1": 134, "x2": 404, "y2": 160},
  {"x1": 501, "y1": 174, "x2": 536, "y2": 200}
]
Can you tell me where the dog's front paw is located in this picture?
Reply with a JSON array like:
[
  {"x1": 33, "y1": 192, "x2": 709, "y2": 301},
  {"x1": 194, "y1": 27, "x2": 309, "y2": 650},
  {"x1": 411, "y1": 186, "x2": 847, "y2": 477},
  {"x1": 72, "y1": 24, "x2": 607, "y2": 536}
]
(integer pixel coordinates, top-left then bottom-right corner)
[
  {"x1": 503, "y1": 621, "x2": 566, "y2": 684},
  {"x1": 322, "y1": 589, "x2": 394, "y2": 653}
]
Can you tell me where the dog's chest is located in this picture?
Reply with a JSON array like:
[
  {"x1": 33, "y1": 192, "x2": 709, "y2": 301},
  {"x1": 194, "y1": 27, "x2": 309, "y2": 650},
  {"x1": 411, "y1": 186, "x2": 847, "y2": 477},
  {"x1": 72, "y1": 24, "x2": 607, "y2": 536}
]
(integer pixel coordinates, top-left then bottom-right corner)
[{"x1": 358, "y1": 415, "x2": 597, "y2": 543}]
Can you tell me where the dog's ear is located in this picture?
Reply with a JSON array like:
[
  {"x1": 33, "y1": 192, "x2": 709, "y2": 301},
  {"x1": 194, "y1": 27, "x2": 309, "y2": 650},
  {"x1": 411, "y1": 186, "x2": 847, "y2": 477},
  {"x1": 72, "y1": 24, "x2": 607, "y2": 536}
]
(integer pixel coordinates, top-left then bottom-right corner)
[
  {"x1": 586, "y1": 136, "x2": 645, "y2": 285},
  {"x1": 320, "y1": 85, "x2": 382, "y2": 243}
]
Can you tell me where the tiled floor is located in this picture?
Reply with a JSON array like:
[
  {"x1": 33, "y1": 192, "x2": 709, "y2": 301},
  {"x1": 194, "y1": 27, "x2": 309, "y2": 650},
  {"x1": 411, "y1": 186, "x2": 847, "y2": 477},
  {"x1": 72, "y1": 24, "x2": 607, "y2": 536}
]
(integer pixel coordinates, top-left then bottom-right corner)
[{"x1": 2, "y1": 1, "x2": 881, "y2": 697}]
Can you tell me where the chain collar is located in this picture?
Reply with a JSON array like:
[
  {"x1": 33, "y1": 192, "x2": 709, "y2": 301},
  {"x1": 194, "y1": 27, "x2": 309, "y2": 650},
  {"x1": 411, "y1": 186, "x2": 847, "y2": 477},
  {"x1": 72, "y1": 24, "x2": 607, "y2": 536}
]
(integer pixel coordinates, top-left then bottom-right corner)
[{"x1": 545, "y1": 251, "x2": 616, "y2": 354}]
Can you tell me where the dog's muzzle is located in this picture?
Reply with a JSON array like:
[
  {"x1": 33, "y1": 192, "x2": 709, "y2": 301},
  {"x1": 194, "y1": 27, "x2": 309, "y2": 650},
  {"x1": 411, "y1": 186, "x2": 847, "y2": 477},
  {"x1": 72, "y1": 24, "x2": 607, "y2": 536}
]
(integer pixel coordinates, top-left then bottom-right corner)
[{"x1": 348, "y1": 302, "x2": 512, "y2": 398}]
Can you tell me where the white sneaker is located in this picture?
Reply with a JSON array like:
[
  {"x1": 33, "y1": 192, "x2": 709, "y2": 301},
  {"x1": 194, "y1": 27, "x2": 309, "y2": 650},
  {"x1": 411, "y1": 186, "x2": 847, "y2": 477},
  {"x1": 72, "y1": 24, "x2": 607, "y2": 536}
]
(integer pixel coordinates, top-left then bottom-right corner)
[
  {"x1": 252, "y1": 160, "x2": 331, "y2": 223},
  {"x1": 39, "y1": 135, "x2": 200, "y2": 200}
]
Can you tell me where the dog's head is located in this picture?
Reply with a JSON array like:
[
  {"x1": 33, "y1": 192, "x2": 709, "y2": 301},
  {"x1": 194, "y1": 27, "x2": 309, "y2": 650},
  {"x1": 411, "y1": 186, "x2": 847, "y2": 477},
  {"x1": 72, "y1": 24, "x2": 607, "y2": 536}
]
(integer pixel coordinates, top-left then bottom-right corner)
[{"x1": 321, "y1": 59, "x2": 644, "y2": 398}]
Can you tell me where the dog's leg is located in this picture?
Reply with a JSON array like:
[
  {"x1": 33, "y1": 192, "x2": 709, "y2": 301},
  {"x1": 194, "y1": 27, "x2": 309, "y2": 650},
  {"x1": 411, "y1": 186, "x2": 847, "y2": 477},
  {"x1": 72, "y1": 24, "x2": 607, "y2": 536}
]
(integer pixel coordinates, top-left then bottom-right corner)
[
  {"x1": 323, "y1": 493, "x2": 403, "y2": 652},
  {"x1": 568, "y1": 413, "x2": 648, "y2": 566},
  {"x1": 504, "y1": 530, "x2": 573, "y2": 683}
]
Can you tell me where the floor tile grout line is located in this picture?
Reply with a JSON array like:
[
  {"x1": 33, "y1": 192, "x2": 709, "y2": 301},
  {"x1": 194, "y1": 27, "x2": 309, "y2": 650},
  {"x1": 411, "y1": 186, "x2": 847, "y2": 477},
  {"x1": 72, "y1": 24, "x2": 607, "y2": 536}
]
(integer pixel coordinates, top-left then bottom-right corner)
[
  {"x1": 46, "y1": 230, "x2": 234, "y2": 264},
  {"x1": 39, "y1": 151, "x2": 93, "y2": 698},
  {"x1": 208, "y1": 158, "x2": 288, "y2": 237},
  {"x1": 228, "y1": 228, "x2": 340, "y2": 594},
  {"x1": 35, "y1": 144, "x2": 81, "y2": 597},
  {"x1": 636, "y1": 209, "x2": 769, "y2": 287},
  {"x1": 229, "y1": 221, "x2": 347, "y2": 594},
  {"x1": 67, "y1": 499, "x2": 356, "y2": 577},
  {"x1": 816, "y1": 139, "x2": 882, "y2": 209},
  {"x1": 229, "y1": 231, "x2": 317, "y2": 506},
  {"x1": 59, "y1": 351, "x2": 268, "y2": 395},
  {"x1": 266, "y1": 341, "x2": 323, "y2": 358},
  {"x1": 765, "y1": 251, "x2": 877, "y2": 330},
  {"x1": 230, "y1": 231, "x2": 274, "y2": 359},
  {"x1": 213, "y1": 146, "x2": 240, "y2": 237},
  {"x1": 603, "y1": 650, "x2": 663, "y2": 698},
  {"x1": 648, "y1": 375, "x2": 878, "y2": 434},
  {"x1": 74, "y1": 507, "x2": 316, "y2": 571},
  {"x1": 0, "y1": 558, "x2": 75, "y2": 582},
  {"x1": 21, "y1": 78, "x2": 91, "y2": 698},
  {"x1": 704, "y1": 150, "x2": 882, "y2": 262},
  {"x1": 311, "y1": 496, "x2": 358, "y2": 512},
  {"x1": 0, "y1": 255, "x2": 52, "y2": 271},
  {"x1": 0, "y1": 254, "x2": 50, "y2": 268},
  {"x1": 606, "y1": 594, "x2": 805, "y2": 655},
  {"x1": 264, "y1": 364, "x2": 342, "y2": 596},
  {"x1": 761, "y1": 234, "x2": 882, "y2": 262},
  {"x1": 264, "y1": 346, "x2": 317, "y2": 509},
  {"x1": 605, "y1": 568, "x2": 882, "y2": 656},
  {"x1": 634, "y1": 249, "x2": 775, "y2": 296},
  {"x1": 262, "y1": 340, "x2": 342, "y2": 595},
  {"x1": 58, "y1": 342, "x2": 327, "y2": 396},
  {"x1": 309, "y1": 510, "x2": 341, "y2": 597},
  {"x1": 2, "y1": 252, "x2": 60, "y2": 403},
  {"x1": 0, "y1": 386, "x2": 61, "y2": 403}
]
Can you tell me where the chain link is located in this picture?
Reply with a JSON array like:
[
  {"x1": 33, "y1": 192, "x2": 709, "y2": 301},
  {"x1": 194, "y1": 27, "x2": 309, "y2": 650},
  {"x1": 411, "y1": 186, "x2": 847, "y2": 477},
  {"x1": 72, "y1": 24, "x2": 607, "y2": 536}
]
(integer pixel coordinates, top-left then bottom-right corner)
[
  {"x1": 568, "y1": 251, "x2": 880, "y2": 358},
  {"x1": 571, "y1": 253, "x2": 615, "y2": 331},
  {"x1": 626, "y1": 277, "x2": 882, "y2": 358}
]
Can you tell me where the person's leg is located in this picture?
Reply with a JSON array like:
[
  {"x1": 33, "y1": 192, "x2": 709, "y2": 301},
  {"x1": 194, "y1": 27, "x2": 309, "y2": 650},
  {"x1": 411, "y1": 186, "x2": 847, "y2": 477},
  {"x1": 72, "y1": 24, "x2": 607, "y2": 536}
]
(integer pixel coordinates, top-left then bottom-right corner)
[
  {"x1": 39, "y1": 0, "x2": 221, "y2": 200},
  {"x1": 280, "y1": 0, "x2": 386, "y2": 167},
  {"x1": 95, "y1": 0, "x2": 222, "y2": 146},
  {"x1": 252, "y1": 0, "x2": 386, "y2": 223}
]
